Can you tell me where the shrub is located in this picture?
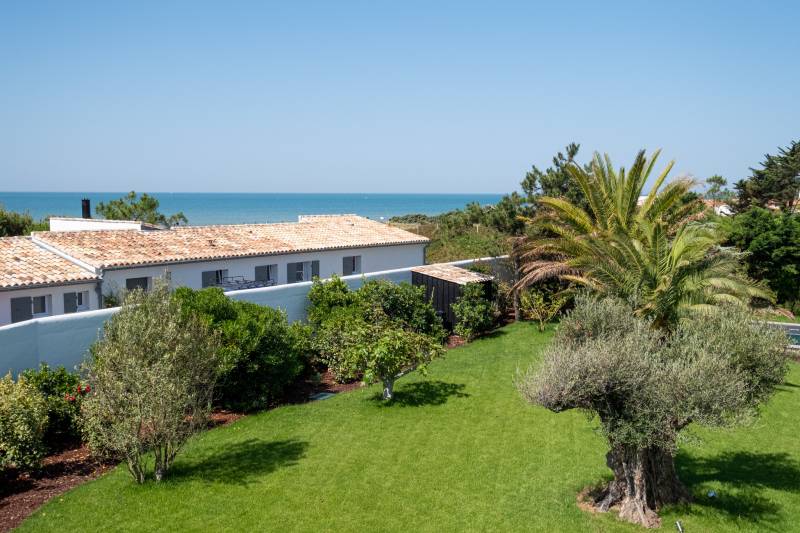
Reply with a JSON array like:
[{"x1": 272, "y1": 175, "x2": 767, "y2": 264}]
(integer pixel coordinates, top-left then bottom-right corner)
[
  {"x1": 519, "y1": 288, "x2": 567, "y2": 331},
  {"x1": 82, "y1": 284, "x2": 220, "y2": 483},
  {"x1": 174, "y1": 287, "x2": 311, "y2": 411},
  {"x1": 357, "y1": 279, "x2": 445, "y2": 340},
  {"x1": 0, "y1": 373, "x2": 48, "y2": 471},
  {"x1": 20, "y1": 364, "x2": 88, "y2": 451},
  {"x1": 452, "y1": 282, "x2": 496, "y2": 341},
  {"x1": 307, "y1": 275, "x2": 357, "y2": 325}
]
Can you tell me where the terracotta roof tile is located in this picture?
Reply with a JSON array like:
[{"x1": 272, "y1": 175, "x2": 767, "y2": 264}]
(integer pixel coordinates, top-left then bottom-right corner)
[
  {"x1": 32, "y1": 215, "x2": 429, "y2": 270},
  {"x1": 0, "y1": 237, "x2": 98, "y2": 289}
]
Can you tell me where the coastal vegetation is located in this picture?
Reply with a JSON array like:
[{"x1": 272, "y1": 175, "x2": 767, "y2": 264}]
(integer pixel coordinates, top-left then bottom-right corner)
[
  {"x1": 95, "y1": 191, "x2": 188, "y2": 227},
  {"x1": 0, "y1": 206, "x2": 47, "y2": 236}
]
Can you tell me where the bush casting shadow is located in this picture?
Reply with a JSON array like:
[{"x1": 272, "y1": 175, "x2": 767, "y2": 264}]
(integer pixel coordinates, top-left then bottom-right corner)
[
  {"x1": 372, "y1": 381, "x2": 469, "y2": 407},
  {"x1": 675, "y1": 451, "x2": 800, "y2": 525},
  {"x1": 169, "y1": 438, "x2": 308, "y2": 485}
]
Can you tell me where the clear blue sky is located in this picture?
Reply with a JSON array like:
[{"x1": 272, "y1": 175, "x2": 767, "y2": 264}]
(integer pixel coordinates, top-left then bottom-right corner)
[{"x1": 1, "y1": 1, "x2": 798, "y2": 193}]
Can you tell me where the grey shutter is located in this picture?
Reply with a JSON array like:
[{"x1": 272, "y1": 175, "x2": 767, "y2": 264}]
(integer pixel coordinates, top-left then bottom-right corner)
[
  {"x1": 343, "y1": 257, "x2": 353, "y2": 276},
  {"x1": 355, "y1": 256, "x2": 361, "y2": 273},
  {"x1": 269, "y1": 264, "x2": 277, "y2": 282},
  {"x1": 255, "y1": 265, "x2": 268, "y2": 282},
  {"x1": 64, "y1": 292, "x2": 78, "y2": 314},
  {"x1": 287, "y1": 263, "x2": 296, "y2": 284},
  {"x1": 201, "y1": 271, "x2": 216, "y2": 288},
  {"x1": 11, "y1": 297, "x2": 32, "y2": 323},
  {"x1": 312, "y1": 260, "x2": 320, "y2": 279}
]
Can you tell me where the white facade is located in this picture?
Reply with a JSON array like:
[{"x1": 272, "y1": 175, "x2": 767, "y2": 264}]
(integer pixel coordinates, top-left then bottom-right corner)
[
  {"x1": 99, "y1": 243, "x2": 426, "y2": 298},
  {"x1": 0, "y1": 282, "x2": 100, "y2": 326}
]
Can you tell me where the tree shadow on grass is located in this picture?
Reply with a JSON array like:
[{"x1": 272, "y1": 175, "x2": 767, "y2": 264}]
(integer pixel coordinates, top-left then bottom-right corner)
[
  {"x1": 371, "y1": 380, "x2": 469, "y2": 407},
  {"x1": 169, "y1": 438, "x2": 308, "y2": 485},
  {"x1": 675, "y1": 451, "x2": 800, "y2": 527}
]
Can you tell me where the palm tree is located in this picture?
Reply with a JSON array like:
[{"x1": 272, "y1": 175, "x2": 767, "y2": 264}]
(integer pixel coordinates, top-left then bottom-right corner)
[{"x1": 517, "y1": 149, "x2": 769, "y2": 328}]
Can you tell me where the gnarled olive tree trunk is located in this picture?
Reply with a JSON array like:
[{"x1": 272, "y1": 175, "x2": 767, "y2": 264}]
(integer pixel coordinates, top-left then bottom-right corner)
[{"x1": 594, "y1": 445, "x2": 690, "y2": 528}]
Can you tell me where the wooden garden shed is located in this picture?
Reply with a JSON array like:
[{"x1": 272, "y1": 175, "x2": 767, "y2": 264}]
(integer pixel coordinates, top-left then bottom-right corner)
[{"x1": 411, "y1": 264, "x2": 494, "y2": 329}]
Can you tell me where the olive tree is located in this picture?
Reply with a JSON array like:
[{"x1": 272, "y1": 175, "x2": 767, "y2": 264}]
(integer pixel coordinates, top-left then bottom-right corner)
[
  {"x1": 517, "y1": 296, "x2": 789, "y2": 528},
  {"x1": 81, "y1": 284, "x2": 220, "y2": 483}
]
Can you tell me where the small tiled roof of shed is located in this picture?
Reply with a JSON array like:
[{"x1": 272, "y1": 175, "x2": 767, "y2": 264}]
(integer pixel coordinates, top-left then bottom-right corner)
[
  {"x1": 31, "y1": 215, "x2": 429, "y2": 270},
  {"x1": 411, "y1": 264, "x2": 493, "y2": 285},
  {"x1": 0, "y1": 237, "x2": 98, "y2": 289}
]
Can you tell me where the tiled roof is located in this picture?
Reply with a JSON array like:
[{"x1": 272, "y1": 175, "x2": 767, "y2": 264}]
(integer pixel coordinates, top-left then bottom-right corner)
[
  {"x1": 0, "y1": 237, "x2": 98, "y2": 289},
  {"x1": 411, "y1": 264, "x2": 494, "y2": 285},
  {"x1": 32, "y1": 215, "x2": 429, "y2": 270}
]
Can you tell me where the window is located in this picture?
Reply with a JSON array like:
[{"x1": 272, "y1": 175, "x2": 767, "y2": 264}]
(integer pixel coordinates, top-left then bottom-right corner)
[
  {"x1": 64, "y1": 291, "x2": 90, "y2": 314},
  {"x1": 201, "y1": 269, "x2": 228, "y2": 288},
  {"x1": 343, "y1": 256, "x2": 362, "y2": 276},
  {"x1": 255, "y1": 264, "x2": 278, "y2": 284},
  {"x1": 10, "y1": 297, "x2": 32, "y2": 323},
  {"x1": 32, "y1": 296, "x2": 48, "y2": 316},
  {"x1": 126, "y1": 277, "x2": 150, "y2": 291},
  {"x1": 286, "y1": 261, "x2": 319, "y2": 284}
]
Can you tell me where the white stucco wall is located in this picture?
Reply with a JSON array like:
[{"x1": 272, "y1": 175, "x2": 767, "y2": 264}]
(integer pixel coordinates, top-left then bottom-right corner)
[
  {"x1": 49, "y1": 218, "x2": 147, "y2": 231},
  {"x1": 99, "y1": 243, "x2": 426, "y2": 297},
  {"x1": 0, "y1": 257, "x2": 503, "y2": 376},
  {"x1": 0, "y1": 282, "x2": 100, "y2": 326}
]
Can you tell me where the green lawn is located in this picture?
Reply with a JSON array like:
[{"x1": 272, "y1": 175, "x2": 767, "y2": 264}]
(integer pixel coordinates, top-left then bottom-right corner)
[{"x1": 19, "y1": 323, "x2": 800, "y2": 532}]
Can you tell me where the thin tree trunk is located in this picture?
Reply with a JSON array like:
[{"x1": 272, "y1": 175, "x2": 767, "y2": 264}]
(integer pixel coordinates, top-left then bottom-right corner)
[
  {"x1": 382, "y1": 379, "x2": 395, "y2": 400},
  {"x1": 593, "y1": 445, "x2": 689, "y2": 528}
]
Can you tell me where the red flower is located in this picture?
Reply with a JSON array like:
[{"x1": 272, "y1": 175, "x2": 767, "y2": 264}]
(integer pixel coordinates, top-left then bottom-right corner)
[{"x1": 84, "y1": 384, "x2": 91, "y2": 393}]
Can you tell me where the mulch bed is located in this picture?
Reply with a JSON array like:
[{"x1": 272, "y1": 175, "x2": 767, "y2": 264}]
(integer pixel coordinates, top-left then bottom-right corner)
[
  {"x1": 0, "y1": 411, "x2": 244, "y2": 533},
  {"x1": 0, "y1": 446, "x2": 111, "y2": 533}
]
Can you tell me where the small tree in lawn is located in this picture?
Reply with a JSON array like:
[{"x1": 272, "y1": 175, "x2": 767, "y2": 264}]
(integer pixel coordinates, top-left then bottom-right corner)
[
  {"x1": 81, "y1": 283, "x2": 220, "y2": 483},
  {"x1": 516, "y1": 296, "x2": 789, "y2": 528},
  {"x1": 519, "y1": 288, "x2": 567, "y2": 331},
  {"x1": 316, "y1": 310, "x2": 444, "y2": 400}
]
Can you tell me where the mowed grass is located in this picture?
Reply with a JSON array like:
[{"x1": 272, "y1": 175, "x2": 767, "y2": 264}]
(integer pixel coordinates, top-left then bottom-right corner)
[{"x1": 19, "y1": 322, "x2": 800, "y2": 532}]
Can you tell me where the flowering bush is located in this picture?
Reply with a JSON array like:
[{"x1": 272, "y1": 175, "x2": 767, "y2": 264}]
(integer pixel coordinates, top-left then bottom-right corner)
[
  {"x1": 0, "y1": 373, "x2": 48, "y2": 471},
  {"x1": 21, "y1": 364, "x2": 89, "y2": 450}
]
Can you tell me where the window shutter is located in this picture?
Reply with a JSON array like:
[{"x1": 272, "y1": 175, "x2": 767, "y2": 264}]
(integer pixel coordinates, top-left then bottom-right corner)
[
  {"x1": 312, "y1": 260, "x2": 320, "y2": 279},
  {"x1": 255, "y1": 266, "x2": 268, "y2": 282},
  {"x1": 11, "y1": 297, "x2": 33, "y2": 323},
  {"x1": 287, "y1": 263, "x2": 295, "y2": 284},
  {"x1": 64, "y1": 292, "x2": 78, "y2": 314},
  {"x1": 343, "y1": 257, "x2": 353, "y2": 276},
  {"x1": 269, "y1": 264, "x2": 277, "y2": 282},
  {"x1": 355, "y1": 256, "x2": 361, "y2": 273},
  {"x1": 201, "y1": 271, "x2": 216, "y2": 288}
]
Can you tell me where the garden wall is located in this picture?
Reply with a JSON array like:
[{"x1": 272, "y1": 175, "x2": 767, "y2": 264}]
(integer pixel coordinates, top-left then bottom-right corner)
[{"x1": 0, "y1": 257, "x2": 506, "y2": 376}]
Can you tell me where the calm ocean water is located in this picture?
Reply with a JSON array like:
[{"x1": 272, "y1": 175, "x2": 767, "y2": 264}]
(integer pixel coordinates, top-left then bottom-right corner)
[{"x1": 0, "y1": 192, "x2": 504, "y2": 226}]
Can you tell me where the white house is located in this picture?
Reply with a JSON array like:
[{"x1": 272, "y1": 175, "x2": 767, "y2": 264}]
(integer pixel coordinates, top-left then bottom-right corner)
[
  {"x1": 0, "y1": 214, "x2": 428, "y2": 326},
  {"x1": 0, "y1": 237, "x2": 101, "y2": 325}
]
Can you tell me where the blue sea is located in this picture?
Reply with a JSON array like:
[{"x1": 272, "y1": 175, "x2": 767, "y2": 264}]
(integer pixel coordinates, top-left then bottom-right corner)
[{"x1": 0, "y1": 192, "x2": 504, "y2": 226}]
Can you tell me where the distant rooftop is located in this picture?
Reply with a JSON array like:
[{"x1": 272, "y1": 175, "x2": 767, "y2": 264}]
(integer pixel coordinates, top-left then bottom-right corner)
[
  {"x1": 0, "y1": 237, "x2": 98, "y2": 290},
  {"x1": 31, "y1": 215, "x2": 429, "y2": 270}
]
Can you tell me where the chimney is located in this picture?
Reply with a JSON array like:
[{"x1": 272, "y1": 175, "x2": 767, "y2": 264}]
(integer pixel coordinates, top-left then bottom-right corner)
[{"x1": 81, "y1": 198, "x2": 91, "y2": 219}]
